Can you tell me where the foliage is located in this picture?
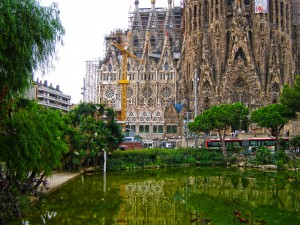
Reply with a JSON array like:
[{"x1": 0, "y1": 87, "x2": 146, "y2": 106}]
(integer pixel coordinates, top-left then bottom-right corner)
[
  {"x1": 63, "y1": 103, "x2": 123, "y2": 170},
  {"x1": 0, "y1": 1, "x2": 64, "y2": 221},
  {"x1": 250, "y1": 104, "x2": 295, "y2": 151},
  {"x1": 107, "y1": 148, "x2": 225, "y2": 170},
  {"x1": 290, "y1": 135, "x2": 300, "y2": 150},
  {"x1": 0, "y1": 0, "x2": 65, "y2": 97},
  {"x1": 0, "y1": 177, "x2": 21, "y2": 224},
  {"x1": 255, "y1": 147, "x2": 272, "y2": 165},
  {"x1": 0, "y1": 99, "x2": 68, "y2": 185},
  {"x1": 280, "y1": 76, "x2": 300, "y2": 112},
  {"x1": 188, "y1": 103, "x2": 249, "y2": 162},
  {"x1": 274, "y1": 150, "x2": 289, "y2": 164},
  {"x1": 0, "y1": 99, "x2": 68, "y2": 223}
]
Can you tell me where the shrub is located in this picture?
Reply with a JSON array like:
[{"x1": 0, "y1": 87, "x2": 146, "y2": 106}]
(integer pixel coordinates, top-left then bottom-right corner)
[
  {"x1": 107, "y1": 148, "x2": 225, "y2": 170},
  {"x1": 274, "y1": 150, "x2": 289, "y2": 164},
  {"x1": 276, "y1": 160, "x2": 285, "y2": 169},
  {"x1": 255, "y1": 147, "x2": 272, "y2": 164}
]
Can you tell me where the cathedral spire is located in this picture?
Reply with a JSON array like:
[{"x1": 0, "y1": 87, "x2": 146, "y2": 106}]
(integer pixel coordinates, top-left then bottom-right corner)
[
  {"x1": 151, "y1": 0, "x2": 156, "y2": 10},
  {"x1": 134, "y1": 0, "x2": 139, "y2": 11},
  {"x1": 168, "y1": 0, "x2": 172, "y2": 9}
]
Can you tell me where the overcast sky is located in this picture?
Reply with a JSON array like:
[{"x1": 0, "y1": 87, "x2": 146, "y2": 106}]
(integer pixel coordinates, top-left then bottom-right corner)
[{"x1": 37, "y1": 0, "x2": 181, "y2": 104}]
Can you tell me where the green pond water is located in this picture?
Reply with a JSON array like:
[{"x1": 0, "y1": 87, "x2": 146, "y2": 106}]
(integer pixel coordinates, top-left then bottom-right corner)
[{"x1": 9, "y1": 167, "x2": 300, "y2": 225}]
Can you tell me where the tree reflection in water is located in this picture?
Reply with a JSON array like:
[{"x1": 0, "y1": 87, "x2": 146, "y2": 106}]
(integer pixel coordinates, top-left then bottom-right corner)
[{"x1": 9, "y1": 167, "x2": 300, "y2": 225}]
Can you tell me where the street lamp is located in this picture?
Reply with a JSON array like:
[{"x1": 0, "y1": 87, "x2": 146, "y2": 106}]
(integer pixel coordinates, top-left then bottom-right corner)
[
  {"x1": 193, "y1": 68, "x2": 199, "y2": 148},
  {"x1": 183, "y1": 119, "x2": 188, "y2": 147},
  {"x1": 183, "y1": 112, "x2": 192, "y2": 148}
]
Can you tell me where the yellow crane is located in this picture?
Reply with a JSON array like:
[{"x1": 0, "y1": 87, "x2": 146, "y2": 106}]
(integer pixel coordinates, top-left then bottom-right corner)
[{"x1": 111, "y1": 35, "x2": 142, "y2": 125}]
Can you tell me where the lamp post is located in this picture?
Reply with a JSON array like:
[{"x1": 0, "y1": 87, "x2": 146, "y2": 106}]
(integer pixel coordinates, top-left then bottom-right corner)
[
  {"x1": 103, "y1": 148, "x2": 106, "y2": 173},
  {"x1": 193, "y1": 68, "x2": 199, "y2": 148},
  {"x1": 183, "y1": 119, "x2": 188, "y2": 147},
  {"x1": 183, "y1": 112, "x2": 192, "y2": 148}
]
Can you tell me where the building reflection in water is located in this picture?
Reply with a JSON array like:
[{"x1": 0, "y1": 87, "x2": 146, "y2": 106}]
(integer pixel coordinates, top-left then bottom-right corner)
[{"x1": 114, "y1": 173, "x2": 299, "y2": 225}]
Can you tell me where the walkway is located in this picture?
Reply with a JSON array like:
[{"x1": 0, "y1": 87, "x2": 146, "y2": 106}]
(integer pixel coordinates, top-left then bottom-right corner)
[{"x1": 39, "y1": 171, "x2": 81, "y2": 195}]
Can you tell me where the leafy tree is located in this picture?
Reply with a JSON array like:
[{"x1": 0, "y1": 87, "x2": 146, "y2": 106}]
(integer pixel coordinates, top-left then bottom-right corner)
[
  {"x1": 104, "y1": 108, "x2": 123, "y2": 151},
  {"x1": 0, "y1": 0, "x2": 65, "y2": 97},
  {"x1": 0, "y1": 99, "x2": 68, "y2": 188},
  {"x1": 189, "y1": 103, "x2": 249, "y2": 162},
  {"x1": 64, "y1": 103, "x2": 123, "y2": 169},
  {"x1": 0, "y1": 1, "x2": 64, "y2": 222},
  {"x1": 0, "y1": 99, "x2": 69, "y2": 223},
  {"x1": 250, "y1": 104, "x2": 295, "y2": 151},
  {"x1": 280, "y1": 76, "x2": 300, "y2": 112},
  {"x1": 290, "y1": 135, "x2": 300, "y2": 150}
]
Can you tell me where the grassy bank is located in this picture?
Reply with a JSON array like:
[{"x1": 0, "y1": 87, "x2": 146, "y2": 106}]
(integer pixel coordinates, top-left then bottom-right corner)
[
  {"x1": 106, "y1": 147, "x2": 300, "y2": 171},
  {"x1": 107, "y1": 147, "x2": 226, "y2": 170}
]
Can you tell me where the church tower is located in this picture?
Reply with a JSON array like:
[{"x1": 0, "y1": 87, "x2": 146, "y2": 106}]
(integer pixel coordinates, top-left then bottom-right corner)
[{"x1": 181, "y1": 0, "x2": 297, "y2": 116}]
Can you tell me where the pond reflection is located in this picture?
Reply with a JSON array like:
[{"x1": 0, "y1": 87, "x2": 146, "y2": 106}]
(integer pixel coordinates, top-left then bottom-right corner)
[{"x1": 10, "y1": 167, "x2": 300, "y2": 225}]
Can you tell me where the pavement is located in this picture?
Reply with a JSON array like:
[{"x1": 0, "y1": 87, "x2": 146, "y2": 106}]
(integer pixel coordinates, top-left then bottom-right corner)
[{"x1": 39, "y1": 171, "x2": 81, "y2": 195}]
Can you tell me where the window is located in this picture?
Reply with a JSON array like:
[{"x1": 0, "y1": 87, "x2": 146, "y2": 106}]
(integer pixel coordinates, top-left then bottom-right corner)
[
  {"x1": 166, "y1": 125, "x2": 177, "y2": 134},
  {"x1": 130, "y1": 125, "x2": 136, "y2": 132},
  {"x1": 139, "y1": 125, "x2": 149, "y2": 133},
  {"x1": 153, "y1": 125, "x2": 163, "y2": 133}
]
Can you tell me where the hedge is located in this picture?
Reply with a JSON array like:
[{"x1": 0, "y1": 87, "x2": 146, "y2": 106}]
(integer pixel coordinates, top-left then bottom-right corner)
[{"x1": 107, "y1": 147, "x2": 225, "y2": 171}]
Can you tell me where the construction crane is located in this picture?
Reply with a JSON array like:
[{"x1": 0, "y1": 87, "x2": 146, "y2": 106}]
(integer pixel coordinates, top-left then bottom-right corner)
[{"x1": 111, "y1": 34, "x2": 143, "y2": 125}]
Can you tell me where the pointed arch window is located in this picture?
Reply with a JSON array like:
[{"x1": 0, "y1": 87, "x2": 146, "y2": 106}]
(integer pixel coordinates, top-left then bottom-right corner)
[
  {"x1": 234, "y1": 77, "x2": 245, "y2": 88},
  {"x1": 133, "y1": 36, "x2": 139, "y2": 46},
  {"x1": 203, "y1": 81, "x2": 211, "y2": 92},
  {"x1": 272, "y1": 83, "x2": 279, "y2": 93},
  {"x1": 164, "y1": 63, "x2": 169, "y2": 71},
  {"x1": 227, "y1": 0, "x2": 233, "y2": 5},
  {"x1": 150, "y1": 36, "x2": 155, "y2": 46},
  {"x1": 232, "y1": 91, "x2": 239, "y2": 103},
  {"x1": 127, "y1": 63, "x2": 130, "y2": 71},
  {"x1": 244, "y1": 0, "x2": 250, "y2": 5},
  {"x1": 108, "y1": 63, "x2": 112, "y2": 72},
  {"x1": 241, "y1": 91, "x2": 249, "y2": 105},
  {"x1": 234, "y1": 48, "x2": 247, "y2": 65}
]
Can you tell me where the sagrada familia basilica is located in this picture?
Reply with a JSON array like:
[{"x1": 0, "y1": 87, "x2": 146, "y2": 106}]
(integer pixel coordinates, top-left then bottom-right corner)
[{"x1": 83, "y1": 0, "x2": 300, "y2": 140}]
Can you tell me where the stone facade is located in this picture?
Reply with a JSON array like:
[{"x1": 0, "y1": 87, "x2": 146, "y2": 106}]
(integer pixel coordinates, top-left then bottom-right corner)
[
  {"x1": 98, "y1": 0, "x2": 186, "y2": 140},
  {"x1": 95, "y1": 0, "x2": 299, "y2": 140},
  {"x1": 291, "y1": 0, "x2": 300, "y2": 75},
  {"x1": 181, "y1": 0, "x2": 297, "y2": 116}
]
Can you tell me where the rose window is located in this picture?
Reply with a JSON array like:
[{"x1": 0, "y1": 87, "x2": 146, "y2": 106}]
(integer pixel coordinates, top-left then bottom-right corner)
[
  {"x1": 161, "y1": 86, "x2": 172, "y2": 99},
  {"x1": 142, "y1": 87, "x2": 153, "y2": 98},
  {"x1": 148, "y1": 97, "x2": 154, "y2": 107},
  {"x1": 104, "y1": 87, "x2": 115, "y2": 100},
  {"x1": 128, "y1": 87, "x2": 134, "y2": 98}
]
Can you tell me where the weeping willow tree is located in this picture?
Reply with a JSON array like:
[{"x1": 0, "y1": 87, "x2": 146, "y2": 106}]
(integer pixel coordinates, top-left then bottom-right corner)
[
  {"x1": 0, "y1": 0, "x2": 65, "y2": 172},
  {"x1": 0, "y1": 99, "x2": 69, "y2": 185},
  {"x1": 0, "y1": 99, "x2": 69, "y2": 223},
  {"x1": 0, "y1": 1, "x2": 64, "y2": 222},
  {"x1": 0, "y1": 0, "x2": 65, "y2": 97}
]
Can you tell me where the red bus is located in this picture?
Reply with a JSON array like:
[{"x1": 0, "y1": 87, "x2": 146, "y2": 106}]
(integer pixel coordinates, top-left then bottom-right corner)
[{"x1": 205, "y1": 137, "x2": 289, "y2": 151}]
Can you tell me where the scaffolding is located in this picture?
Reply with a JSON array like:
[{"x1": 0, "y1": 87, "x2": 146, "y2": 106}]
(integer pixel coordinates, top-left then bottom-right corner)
[
  {"x1": 83, "y1": 58, "x2": 100, "y2": 103},
  {"x1": 128, "y1": 5, "x2": 182, "y2": 56},
  {"x1": 291, "y1": 0, "x2": 300, "y2": 75},
  {"x1": 103, "y1": 29, "x2": 129, "y2": 63}
]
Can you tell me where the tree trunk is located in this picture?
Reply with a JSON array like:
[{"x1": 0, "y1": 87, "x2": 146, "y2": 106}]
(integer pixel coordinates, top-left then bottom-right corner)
[
  {"x1": 219, "y1": 130, "x2": 228, "y2": 164},
  {"x1": 33, "y1": 172, "x2": 46, "y2": 191},
  {"x1": 275, "y1": 125, "x2": 284, "y2": 152}
]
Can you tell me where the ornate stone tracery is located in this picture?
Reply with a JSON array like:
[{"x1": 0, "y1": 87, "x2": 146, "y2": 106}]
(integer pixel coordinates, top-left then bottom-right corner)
[
  {"x1": 181, "y1": 0, "x2": 296, "y2": 112},
  {"x1": 93, "y1": 0, "x2": 298, "y2": 139}
]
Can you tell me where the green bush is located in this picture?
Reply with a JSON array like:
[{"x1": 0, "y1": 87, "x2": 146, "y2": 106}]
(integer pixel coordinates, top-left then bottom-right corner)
[
  {"x1": 275, "y1": 160, "x2": 285, "y2": 169},
  {"x1": 274, "y1": 150, "x2": 289, "y2": 164},
  {"x1": 255, "y1": 147, "x2": 272, "y2": 165},
  {"x1": 107, "y1": 148, "x2": 225, "y2": 170}
]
